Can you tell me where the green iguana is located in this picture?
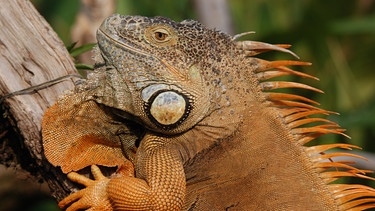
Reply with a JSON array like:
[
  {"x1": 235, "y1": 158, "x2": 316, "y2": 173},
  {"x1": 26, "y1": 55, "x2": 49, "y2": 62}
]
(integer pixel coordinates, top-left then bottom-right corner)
[{"x1": 42, "y1": 14, "x2": 375, "y2": 210}]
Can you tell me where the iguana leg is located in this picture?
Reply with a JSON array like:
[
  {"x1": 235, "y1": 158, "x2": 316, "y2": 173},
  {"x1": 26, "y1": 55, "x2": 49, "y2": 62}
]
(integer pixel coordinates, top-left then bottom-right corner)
[
  {"x1": 106, "y1": 135, "x2": 186, "y2": 210},
  {"x1": 60, "y1": 134, "x2": 186, "y2": 211}
]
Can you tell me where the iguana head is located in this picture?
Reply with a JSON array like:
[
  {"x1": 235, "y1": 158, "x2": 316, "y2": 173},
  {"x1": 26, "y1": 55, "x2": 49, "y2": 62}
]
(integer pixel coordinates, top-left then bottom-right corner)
[{"x1": 95, "y1": 14, "x2": 237, "y2": 135}]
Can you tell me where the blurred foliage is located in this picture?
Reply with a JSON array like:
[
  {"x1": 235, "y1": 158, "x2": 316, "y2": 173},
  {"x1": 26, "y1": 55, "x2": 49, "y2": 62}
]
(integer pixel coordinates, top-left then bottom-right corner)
[
  {"x1": 32, "y1": 0, "x2": 374, "y2": 185},
  {"x1": 67, "y1": 42, "x2": 96, "y2": 71}
]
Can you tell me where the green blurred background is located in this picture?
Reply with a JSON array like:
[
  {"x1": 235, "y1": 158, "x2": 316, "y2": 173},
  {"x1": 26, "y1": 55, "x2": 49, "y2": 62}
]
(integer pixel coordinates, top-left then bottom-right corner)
[{"x1": 26, "y1": 0, "x2": 375, "y2": 210}]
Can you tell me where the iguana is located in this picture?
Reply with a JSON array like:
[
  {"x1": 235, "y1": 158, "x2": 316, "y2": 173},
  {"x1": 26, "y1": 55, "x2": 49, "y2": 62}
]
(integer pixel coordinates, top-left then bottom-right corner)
[{"x1": 42, "y1": 14, "x2": 375, "y2": 210}]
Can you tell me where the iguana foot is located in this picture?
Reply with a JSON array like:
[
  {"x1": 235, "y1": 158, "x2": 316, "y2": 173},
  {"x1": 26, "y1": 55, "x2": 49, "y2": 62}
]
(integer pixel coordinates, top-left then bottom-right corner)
[{"x1": 59, "y1": 165, "x2": 113, "y2": 211}]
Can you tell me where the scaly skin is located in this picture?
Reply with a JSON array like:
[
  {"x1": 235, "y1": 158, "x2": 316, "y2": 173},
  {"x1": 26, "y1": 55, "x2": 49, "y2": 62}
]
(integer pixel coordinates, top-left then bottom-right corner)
[{"x1": 42, "y1": 14, "x2": 375, "y2": 210}]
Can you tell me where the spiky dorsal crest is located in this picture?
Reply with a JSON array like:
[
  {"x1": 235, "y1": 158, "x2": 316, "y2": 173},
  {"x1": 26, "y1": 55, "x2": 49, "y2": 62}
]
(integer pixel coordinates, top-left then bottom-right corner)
[{"x1": 235, "y1": 35, "x2": 375, "y2": 210}]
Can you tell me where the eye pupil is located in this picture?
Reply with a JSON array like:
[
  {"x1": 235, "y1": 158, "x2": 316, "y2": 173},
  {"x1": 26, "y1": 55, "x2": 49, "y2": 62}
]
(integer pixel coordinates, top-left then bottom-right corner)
[{"x1": 155, "y1": 32, "x2": 167, "y2": 41}]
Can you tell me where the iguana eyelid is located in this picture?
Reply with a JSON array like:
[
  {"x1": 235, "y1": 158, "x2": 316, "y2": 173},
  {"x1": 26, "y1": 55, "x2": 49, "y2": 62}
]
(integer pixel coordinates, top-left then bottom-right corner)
[{"x1": 145, "y1": 25, "x2": 177, "y2": 46}]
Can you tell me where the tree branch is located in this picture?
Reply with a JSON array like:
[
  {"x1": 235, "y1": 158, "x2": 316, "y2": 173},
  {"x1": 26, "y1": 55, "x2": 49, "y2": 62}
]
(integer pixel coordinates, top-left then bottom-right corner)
[{"x1": 0, "y1": 0, "x2": 79, "y2": 201}]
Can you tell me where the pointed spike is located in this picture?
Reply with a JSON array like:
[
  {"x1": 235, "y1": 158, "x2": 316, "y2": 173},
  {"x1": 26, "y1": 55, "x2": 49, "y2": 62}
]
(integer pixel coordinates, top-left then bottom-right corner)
[
  {"x1": 306, "y1": 143, "x2": 361, "y2": 155},
  {"x1": 285, "y1": 110, "x2": 331, "y2": 124},
  {"x1": 278, "y1": 108, "x2": 310, "y2": 118},
  {"x1": 318, "y1": 124, "x2": 346, "y2": 131},
  {"x1": 299, "y1": 133, "x2": 351, "y2": 146},
  {"x1": 265, "y1": 92, "x2": 319, "y2": 105},
  {"x1": 260, "y1": 81, "x2": 324, "y2": 93},
  {"x1": 334, "y1": 160, "x2": 357, "y2": 165},
  {"x1": 312, "y1": 152, "x2": 368, "y2": 163},
  {"x1": 334, "y1": 188, "x2": 375, "y2": 200},
  {"x1": 351, "y1": 204, "x2": 375, "y2": 210},
  {"x1": 288, "y1": 118, "x2": 337, "y2": 129},
  {"x1": 331, "y1": 184, "x2": 353, "y2": 192},
  {"x1": 315, "y1": 126, "x2": 350, "y2": 138},
  {"x1": 254, "y1": 58, "x2": 311, "y2": 72},
  {"x1": 313, "y1": 167, "x2": 328, "y2": 173},
  {"x1": 348, "y1": 169, "x2": 375, "y2": 176},
  {"x1": 255, "y1": 66, "x2": 318, "y2": 81},
  {"x1": 313, "y1": 162, "x2": 366, "y2": 174},
  {"x1": 292, "y1": 127, "x2": 349, "y2": 138},
  {"x1": 272, "y1": 100, "x2": 323, "y2": 111},
  {"x1": 298, "y1": 134, "x2": 322, "y2": 145},
  {"x1": 275, "y1": 44, "x2": 292, "y2": 49},
  {"x1": 235, "y1": 41, "x2": 300, "y2": 58},
  {"x1": 323, "y1": 176, "x2": 340, "y2": 184},
  {"x1": 276, "y1": 66, "x2": 319, "y2": 80},
  {"x1": 256, "y1": 70, "x2": 290, "y2": 80},
  {"x1": 335, "y1": 192, "x2": 375, "y2": 204},
  {"x1": 328, "y1": 184, "x2": 374, "y2": 194},
  {"x1": 232, "y1": 31, "x2": 256, "y2": 41},
  {"x1": 340, "y1": 200, "x2": 375, "y2": 211},
  {"x1": 321, "y1": 171, "x2": 358, "y2": 179},
  {"x1": 270, "y1": 60, "x2": 312, "y2": 67}
]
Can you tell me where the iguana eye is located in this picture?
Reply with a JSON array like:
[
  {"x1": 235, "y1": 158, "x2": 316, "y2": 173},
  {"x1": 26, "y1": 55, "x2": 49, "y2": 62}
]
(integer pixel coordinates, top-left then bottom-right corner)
[
  {"x1": 154, "y1": 31, "x2": 168, "y2": 41},
  {"x1": 145, "y1": 26, "x2": 177, "y2": 46}
]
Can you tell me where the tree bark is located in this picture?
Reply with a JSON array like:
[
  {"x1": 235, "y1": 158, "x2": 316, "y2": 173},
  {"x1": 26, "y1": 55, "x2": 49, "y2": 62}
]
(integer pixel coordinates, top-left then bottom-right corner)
[{"x1": 0, "y1": 0, "x2": 78, "y2": 201}]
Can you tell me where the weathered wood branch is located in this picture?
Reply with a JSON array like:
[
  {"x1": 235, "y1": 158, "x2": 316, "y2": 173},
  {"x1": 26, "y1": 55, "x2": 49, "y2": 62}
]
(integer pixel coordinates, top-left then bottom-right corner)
[{"x1": 0, "y1": 0, "x2": 79, "y2": 201}]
